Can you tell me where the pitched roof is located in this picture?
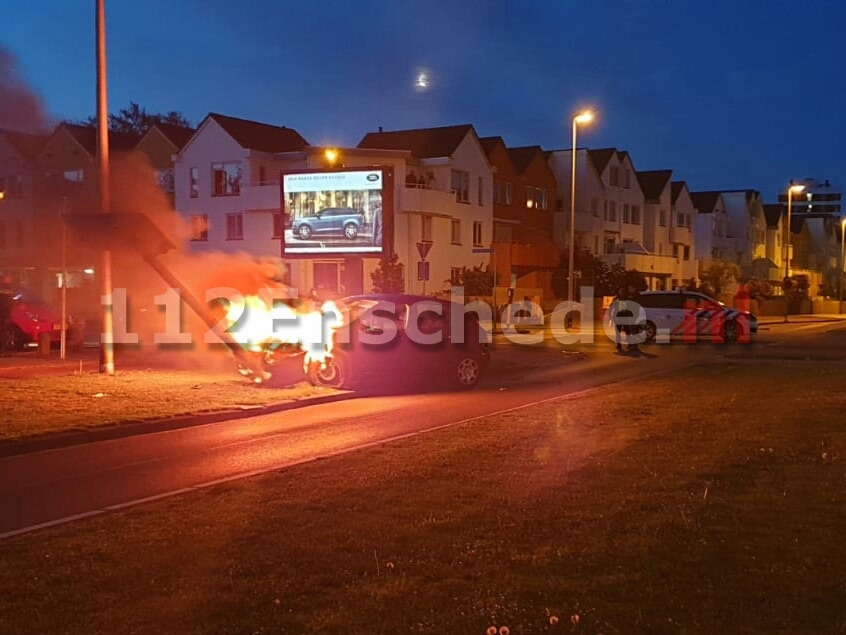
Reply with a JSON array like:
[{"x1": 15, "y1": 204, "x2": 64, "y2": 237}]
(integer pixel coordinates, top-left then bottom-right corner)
[
  {"x1": 507, "y1": 145, "x2": 543, "y2": 174},
  {"x1": 689, "y1": 191, "x2": 721, "y2": 213},
  {"x1": 636, "y1": 170, "x2": 673, "y2": 201},
  {"x1": 587, "y1": 148, "x2": 616, "y2": 175},
  {"x1": 478, "y1": 136, "x2": 504, "y2": 156},
  {"x1": 207, "y1": 113, "x2": 309, "y2": 153},
  {"x1": 152, "y1": 122, "x2": 196, "y2": 150},
  {"x1": 60, "y1": 123, "x2": 142, "y2": 155},
  {"x1": 762, "y1": 203, "x2": 784, "y2": 228},
  {"x1": 670, "y1": 181, "x2": 688, "y2": 204},
  {"x1": 0, "y1": 129, "x2": 48, "y2": 160},
  {"x1": 357, "y1": 124, "x2": 475, "y2": 158}
]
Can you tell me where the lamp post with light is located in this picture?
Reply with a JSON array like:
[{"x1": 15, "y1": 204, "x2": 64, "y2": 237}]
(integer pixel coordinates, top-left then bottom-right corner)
[
  {"x1": 568, "y1": 110, "x2": 594, "y2": 304},
  {"x1": 840, "y1": 217, "x2": 846, "y2": 314},
  {"x1": 783, "y1": 183, "x2": 805, "y2": 323}
]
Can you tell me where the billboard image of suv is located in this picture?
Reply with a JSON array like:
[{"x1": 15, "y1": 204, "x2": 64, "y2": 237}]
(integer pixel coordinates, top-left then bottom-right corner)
[
  {"x1": 281, "y1": 168, "x2": 389, "y2": 256},
  {"x1": 291, "y1": 207, "x2": 364, "y2": 241}
]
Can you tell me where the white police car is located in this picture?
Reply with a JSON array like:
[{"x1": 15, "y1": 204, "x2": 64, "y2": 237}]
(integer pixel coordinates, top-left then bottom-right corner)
[{"x1": 611, "y1": 289, "x2": 757, "y2": 344}]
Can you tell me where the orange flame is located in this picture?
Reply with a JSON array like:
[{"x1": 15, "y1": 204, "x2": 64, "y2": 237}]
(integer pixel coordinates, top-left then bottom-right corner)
[{"x1": 225, "y1": 294, "x2": 344, "y2": 372}]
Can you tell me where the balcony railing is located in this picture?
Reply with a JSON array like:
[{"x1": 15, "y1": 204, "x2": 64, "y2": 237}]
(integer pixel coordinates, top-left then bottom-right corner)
[{"x1": 400, "y1": 186, "x2": 460, "y2": 212}]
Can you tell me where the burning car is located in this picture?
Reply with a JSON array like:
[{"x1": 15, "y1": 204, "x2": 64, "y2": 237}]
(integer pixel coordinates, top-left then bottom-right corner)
[
  {"x1": 225, "y1": 292, "x2": 490, "y2": 391},
  {"x1": 0, "y1": 289, "x2": 80, "y2": 351}
]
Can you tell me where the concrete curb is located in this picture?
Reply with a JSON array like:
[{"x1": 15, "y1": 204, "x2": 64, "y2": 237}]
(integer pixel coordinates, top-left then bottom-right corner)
[{"x1": 0, "y1": 391, "x2": 354, "y2": 459}]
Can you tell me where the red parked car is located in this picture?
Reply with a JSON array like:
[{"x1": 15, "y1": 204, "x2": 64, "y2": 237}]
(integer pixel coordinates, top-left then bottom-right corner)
[{"x1": 0, "y1": 289, "x2": 74, "y2": 351}]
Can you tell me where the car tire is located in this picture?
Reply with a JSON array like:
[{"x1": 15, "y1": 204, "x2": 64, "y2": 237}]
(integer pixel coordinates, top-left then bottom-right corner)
[
  {"x1": 307, "y1": 353, "x2": 348, "y2": 389},
  {"x1": 724, "y1": 319, "x2": 739, "y2": 343},
  {"x1": 453, "y1": 353, "x2": 483, "y2": 389},
  {"x1": 298, "y1": 225, "x2": 312, "y2": 240},
  {"x1": 643, "y1": 320, "x2": 657, "y2": 343},
  {"x1": 344, "y1": 223, "x2": 358, "y2": 239},
  {"x1": 2, "y1": 324, "x2": 26, "y2": 351}
]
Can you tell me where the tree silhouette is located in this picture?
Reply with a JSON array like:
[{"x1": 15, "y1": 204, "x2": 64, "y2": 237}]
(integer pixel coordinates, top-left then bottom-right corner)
[{"x1": 78, "y1": 101, "x2": 192, "y2": 135}]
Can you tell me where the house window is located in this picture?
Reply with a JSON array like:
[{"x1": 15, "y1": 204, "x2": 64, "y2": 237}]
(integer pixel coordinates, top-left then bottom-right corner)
[
  {"x1": 421, "y1": 215, "x2": 433, "y2": 242},
  {"x1": 451, "y1": 170, "x2": 469, "y2": 203},
  {"x1": 609, "y1": 166, "x2": 620, "y2": 187},
  {"x1": 14, "y1": 220, "x2": 23, "y2": 247},
  {"x1": 451, "y1": 219, "x2": 462, "y2": 245},
  {"x1": 156, "y1": 168, "x2": 174, "y2": 193},
  {"x1": 190, "y1": 214, "x2": 208, "y2": 241},
  {"x1": 492, "y1": 180, "x2": 500, "y2": 204},
  {"x1": 504, "y1": 182, "x2": 512, "y2": 204},
  {"x1": 603, "y1": 201, "x2": 608, "y2": 220},
  {"x1": 631, "y1": 205, "x2": 641, "y2": 225},
  {"x1": 472, "y1": 221, "x2": 483, "y2": 247},
  {"x1": 63, "y1": 170, "x2": 83, "y2": 190},
  {"x1": 450, "y1": 267, "x2": 462, "y2": 285},
  {"x1": 659, "y1": 209, "x2": 667, "y2": 226},
  {"x1": 623, "y1": 169, "x2": 631, "y2": 189},
  {"x1": 212, "y1": 162, "x2": 242, "y2": 197},
  {"x1": 226, "y1": 213, "x2": 243, "y2": 240},
  {"x1": 478, "y1": 176, "x2": 484, "y2": 205},
  {"x1": 190, "y1": 167, "x2": 199, "y2": 198},
  {"x1": 622, "y1": 204, "x2": 630, "y2": 224},
  {"x1": 603, "y1": 236, "x2": 615, "y2": 254},
  {"x1": 591, "y1": 198, "x2": 599, "y2": 217},
  {"x1": 683, "y1": 245, "x2": 691, "y2": 260},
  {"x1": 538, "y1": 188, "x2": 548, "y2": 210},
  {"x1": 258, "y1": 165, "x2": 267, "y2": 185},
  {"x1": 608, "y1": 201, "x2": 617, "y2": 222},
  {"x1": 526, "y1": 186, "x2": 534, "y2": 208},
  {"x1": 272, "y1": 213, "x2": 284, "y2": 239},
  {"x1": 672, "y1": 244, "x2": 679, "y2": 258},
  {"x1": 677, "y1": 212, "x2": 686, "y2": 227}
]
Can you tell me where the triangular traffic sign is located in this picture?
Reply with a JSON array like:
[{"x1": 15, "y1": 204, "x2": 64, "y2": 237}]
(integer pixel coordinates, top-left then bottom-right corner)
[{"x1": 416, "y1": 241, "x2": 432, "y2": 260}]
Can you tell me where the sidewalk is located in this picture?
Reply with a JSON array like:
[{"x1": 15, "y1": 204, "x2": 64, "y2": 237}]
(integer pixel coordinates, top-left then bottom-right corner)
[{"x1": 756, "y1": 313, "x2": 846, "y2": 325}]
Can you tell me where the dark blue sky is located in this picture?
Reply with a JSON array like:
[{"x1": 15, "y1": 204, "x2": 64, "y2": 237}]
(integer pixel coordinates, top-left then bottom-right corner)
[{"x1": 5, "y1": 1, "x2": 845, "y2": 200}]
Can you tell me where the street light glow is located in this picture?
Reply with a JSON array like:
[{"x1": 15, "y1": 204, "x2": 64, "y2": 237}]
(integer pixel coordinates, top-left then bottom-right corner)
[
  {"x1": 324, "y1": 148, "x2": 339, "y2": 164},
  {"x1": 574, "y1": 111, "x2": 594, "y2": 125},
  {"x1": 789, "y1": 184, "x2": 806, "y2": 194}
]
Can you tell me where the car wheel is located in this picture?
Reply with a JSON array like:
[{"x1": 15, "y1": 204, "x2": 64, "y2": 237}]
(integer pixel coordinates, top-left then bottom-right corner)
[
  {"x1": 453, "y1": 354, "x2": 482, "y2": 389},
  {"x1": 724, "y1": 319, "x2": 739, "y2": 343},
  {"x1": 308, "y1": 354, "x2": 348, "y2": 389},
  {"x1": 643, "y1": 320, "x2": 657, "y2": 343},
  {"x1": 344, "y1": 223, "x2": 358, "y2": 239},
  {"x1": 2, "y1": 324, "x2": 26, "y2": 351},
  {"x1": 298, "y1": 225, "x2": 312, "y2": 240}
]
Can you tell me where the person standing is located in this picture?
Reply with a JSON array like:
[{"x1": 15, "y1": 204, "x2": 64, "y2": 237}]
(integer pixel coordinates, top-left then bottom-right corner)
[
  {"x1": 625, "y1": 284, "x2": 644, "y2": 353},
  {"x1": 612, "y1": 287, "x2": 629, "y2": 352}
]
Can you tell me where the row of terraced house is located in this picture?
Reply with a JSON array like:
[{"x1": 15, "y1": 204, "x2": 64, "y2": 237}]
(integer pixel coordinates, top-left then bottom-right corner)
[{"x1": 0, "y1": 114, "x2": 843, "y2": 317}]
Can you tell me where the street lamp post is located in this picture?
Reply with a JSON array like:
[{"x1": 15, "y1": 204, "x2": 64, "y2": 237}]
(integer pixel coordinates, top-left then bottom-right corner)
[
  {"x1": 840, "y1": 217, "x2": 846, "y2": 314},
  {"x1": 568, "y1": 110, "x2": 594, "y2": 304},
  {"x1": 783, "y1": 183, "x2": 805, "y2": 323}
]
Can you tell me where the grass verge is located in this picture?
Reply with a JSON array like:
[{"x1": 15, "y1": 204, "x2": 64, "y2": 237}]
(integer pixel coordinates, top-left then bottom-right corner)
[
  {"x1": 0, "y1": 370, "x2": 330, "y2": 441},
  {"x1": 1, "y1": 362, "x2": 845, "y2": 634}
]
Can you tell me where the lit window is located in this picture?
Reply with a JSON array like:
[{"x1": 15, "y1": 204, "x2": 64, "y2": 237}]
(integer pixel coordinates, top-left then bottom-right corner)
[
  {"x1": 451, "y1": 170, "x2": 469, "y2": 203},
  {"x1": 478, "y1": 176, "x2": 484, "y2": 205},
  {"x1": 421, "y1": 215, "x2": 433, "y2": 242},
  {"x1": 190, "y1": 167, "x2": 199, "y2": 198},
  {"x1": 212, "y1": 163, "x2": 242, "y2": 197},
  {"x1": 504, "y1": 182, "x2": 512, "y2": 204},
  {"x1": 190, "y1": 214, "x2": 208, "y2": 241}
]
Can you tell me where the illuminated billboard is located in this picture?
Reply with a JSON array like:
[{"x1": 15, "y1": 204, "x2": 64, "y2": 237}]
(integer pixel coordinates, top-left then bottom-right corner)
[{"x1": 281, "y1": 168, "x2": 391, "y2": 256}]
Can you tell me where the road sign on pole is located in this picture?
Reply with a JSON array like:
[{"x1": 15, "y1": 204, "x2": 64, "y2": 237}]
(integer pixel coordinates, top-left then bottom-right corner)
[
  {"x1": 416, "y1": 241, "x2": 432, "y2": 261},
  {"x1": 417, "y1": 261, "x2": 430, "y2": 281}
]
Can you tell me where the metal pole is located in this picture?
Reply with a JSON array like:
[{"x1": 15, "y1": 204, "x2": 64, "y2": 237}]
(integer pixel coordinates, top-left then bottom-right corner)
[
  {"x1": 840, "y1": 219, "x2": 845, "y2": 314},
  {"x1": 783, "y1": 188, "x2": 792, "y2": 323},
  {"x1": 60, "y1": 198, "x2": 68, "y2": 360},
  {"x1": 568, "y1": 117, "x2": 577, "y2": 303},
  {"x1": 96, "y1": 0, "x2": 114, "y2": 374}
]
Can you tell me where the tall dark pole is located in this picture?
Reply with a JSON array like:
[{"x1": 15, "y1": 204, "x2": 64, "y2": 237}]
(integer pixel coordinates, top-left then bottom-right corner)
[{"x1": 96, "y1": 0, "x2": 115, "y2": 374}]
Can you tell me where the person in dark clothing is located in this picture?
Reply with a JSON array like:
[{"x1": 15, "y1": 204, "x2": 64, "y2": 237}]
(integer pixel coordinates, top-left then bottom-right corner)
[
  {"x1": 612, "y1": 287, "x2": 629, "y2": 352},
  {"x1": 624, "y1": 284, "x2": 644, "y2": 353}
]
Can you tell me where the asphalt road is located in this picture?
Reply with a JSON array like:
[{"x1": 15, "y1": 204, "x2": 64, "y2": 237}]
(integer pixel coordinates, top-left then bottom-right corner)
[{"x1": 1, "y1": 318, "x2": 844, "y2": 539}]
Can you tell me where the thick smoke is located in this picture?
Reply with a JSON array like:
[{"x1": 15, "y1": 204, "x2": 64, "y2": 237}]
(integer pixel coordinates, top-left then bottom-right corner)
[{"x1": 0, "y1": 45, "x2": 51, "y2": 132}]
